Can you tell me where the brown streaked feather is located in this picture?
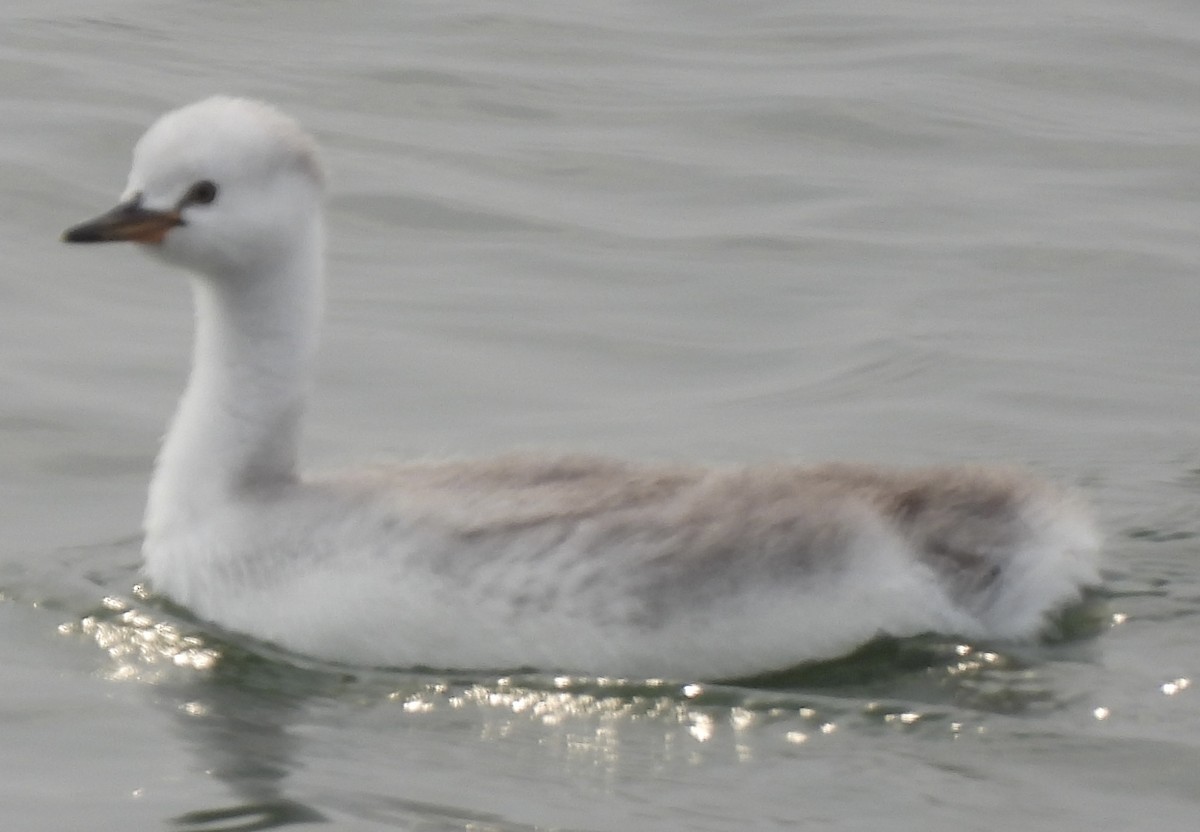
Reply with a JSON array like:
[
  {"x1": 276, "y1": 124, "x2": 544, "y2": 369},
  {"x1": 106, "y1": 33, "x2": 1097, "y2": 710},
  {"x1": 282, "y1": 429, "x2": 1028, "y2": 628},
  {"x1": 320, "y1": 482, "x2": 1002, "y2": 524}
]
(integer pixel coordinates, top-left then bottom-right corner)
[{"x1": 330, "y1": 454, "x2": 1062, "y2": 602}]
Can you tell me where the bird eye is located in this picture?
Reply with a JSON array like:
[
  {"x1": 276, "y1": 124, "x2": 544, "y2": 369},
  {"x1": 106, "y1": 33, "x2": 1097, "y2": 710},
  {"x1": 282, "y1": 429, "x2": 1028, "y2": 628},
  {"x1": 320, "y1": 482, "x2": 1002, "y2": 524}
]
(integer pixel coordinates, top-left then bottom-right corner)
[{"x1": 186, "y1": 180, "x2": 218, "y2": 205}]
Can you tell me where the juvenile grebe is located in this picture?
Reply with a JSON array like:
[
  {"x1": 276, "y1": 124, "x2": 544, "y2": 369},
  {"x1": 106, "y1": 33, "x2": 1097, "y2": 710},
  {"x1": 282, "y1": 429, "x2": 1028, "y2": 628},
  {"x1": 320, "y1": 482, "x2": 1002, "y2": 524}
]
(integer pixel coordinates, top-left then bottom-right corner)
[{"x1": 62, "y1": 97, "x2": 1100, "y2": 679}]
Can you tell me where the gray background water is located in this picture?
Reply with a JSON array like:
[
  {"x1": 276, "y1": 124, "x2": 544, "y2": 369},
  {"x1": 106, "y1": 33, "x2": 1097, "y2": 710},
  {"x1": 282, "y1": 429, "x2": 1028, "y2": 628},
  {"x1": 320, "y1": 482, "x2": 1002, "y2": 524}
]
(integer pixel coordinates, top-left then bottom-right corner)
[{"x1": 2, "y1": 1, "x2": 1198, "y2": 829}]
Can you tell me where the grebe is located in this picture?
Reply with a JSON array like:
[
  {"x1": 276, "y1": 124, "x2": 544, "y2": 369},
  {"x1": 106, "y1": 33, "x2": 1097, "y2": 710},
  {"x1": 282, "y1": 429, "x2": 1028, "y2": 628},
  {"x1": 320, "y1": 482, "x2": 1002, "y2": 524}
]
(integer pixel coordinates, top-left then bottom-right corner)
[{"x1": 62, "y1": 97, "x2": 1100, "y2": 679}]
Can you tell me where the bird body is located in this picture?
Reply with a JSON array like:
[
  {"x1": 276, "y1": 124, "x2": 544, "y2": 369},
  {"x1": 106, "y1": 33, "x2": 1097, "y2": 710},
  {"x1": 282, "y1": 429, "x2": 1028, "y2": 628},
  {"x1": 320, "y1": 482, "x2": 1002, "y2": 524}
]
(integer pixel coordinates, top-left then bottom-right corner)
[{"x1": 63, "y1": 97, "x2": 1100, "y2": 678}]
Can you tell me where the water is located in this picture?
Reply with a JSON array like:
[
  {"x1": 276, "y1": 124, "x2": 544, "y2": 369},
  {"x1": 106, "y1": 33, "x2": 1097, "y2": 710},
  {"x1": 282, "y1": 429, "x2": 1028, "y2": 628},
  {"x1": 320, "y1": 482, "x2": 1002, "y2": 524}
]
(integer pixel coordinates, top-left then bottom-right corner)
[{"x1": 3, "y1": 1, "x2": 1199, "y2": 829}]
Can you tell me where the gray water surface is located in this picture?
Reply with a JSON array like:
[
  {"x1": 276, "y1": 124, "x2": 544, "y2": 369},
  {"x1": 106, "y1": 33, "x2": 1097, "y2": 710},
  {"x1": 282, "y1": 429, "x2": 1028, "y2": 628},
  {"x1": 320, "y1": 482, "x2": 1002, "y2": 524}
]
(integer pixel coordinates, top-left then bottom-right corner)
[{"x1": 2, "y1": 2, "x2": 1198, "y2": 830}]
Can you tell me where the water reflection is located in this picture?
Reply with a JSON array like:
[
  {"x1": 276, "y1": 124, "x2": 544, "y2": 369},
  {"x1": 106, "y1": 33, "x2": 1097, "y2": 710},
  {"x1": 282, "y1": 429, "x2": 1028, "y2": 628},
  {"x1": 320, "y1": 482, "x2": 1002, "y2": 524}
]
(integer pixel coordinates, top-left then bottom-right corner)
[
  {"x1": 56, "y1": 588, "x2": 1109, "y2": 828},
  {"x1": 60, "y1": 592, "x2": 326, "y2": 830},
  {"x1": 160, "y1": 676, "x2": 326, "y2": 831}
]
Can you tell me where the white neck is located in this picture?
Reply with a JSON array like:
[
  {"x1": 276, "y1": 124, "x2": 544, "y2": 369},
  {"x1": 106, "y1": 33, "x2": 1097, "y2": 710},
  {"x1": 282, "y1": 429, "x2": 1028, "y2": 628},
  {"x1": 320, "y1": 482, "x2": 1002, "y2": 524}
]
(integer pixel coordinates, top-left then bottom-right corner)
[{"x1": 145, "y1": 218, "x2": 325, "y2": 536}]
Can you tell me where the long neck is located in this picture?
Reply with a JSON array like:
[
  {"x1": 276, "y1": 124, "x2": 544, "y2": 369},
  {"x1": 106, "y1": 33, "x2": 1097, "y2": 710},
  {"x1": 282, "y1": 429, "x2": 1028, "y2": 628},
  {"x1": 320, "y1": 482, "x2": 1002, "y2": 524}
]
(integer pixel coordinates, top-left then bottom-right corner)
[{"x1": 145, "y1": 220, "x2": 324, "y2": 534}]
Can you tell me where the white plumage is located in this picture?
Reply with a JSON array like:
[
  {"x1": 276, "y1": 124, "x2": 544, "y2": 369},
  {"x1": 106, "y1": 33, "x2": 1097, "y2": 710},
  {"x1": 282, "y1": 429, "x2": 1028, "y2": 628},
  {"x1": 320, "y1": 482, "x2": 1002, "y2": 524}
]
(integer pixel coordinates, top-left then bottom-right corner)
[{"x1": 63, "y1": 97, "x2": 1100, "y2": 679}]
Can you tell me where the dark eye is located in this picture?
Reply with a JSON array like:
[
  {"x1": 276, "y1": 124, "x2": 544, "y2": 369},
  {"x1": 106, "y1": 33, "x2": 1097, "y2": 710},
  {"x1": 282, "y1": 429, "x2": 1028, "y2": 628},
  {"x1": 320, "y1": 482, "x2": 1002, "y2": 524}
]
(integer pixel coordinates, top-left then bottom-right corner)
[{"x1": 186, "y1": 180, "x2": 218, "y2": 205}]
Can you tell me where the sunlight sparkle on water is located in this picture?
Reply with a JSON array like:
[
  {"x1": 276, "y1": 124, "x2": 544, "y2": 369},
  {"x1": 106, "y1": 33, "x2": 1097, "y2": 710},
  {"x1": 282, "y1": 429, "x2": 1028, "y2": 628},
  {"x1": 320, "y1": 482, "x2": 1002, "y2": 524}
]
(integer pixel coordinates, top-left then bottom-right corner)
[
  {"x1": 729, "y1": 707, "x2": 756, "y2": 731},
  {"x1": 946, "y1": 644, "x2": 1004, "y2": 676},
  {"x1": 61, "y1": 600, "x2": 221, "y2": 681},
  {"x1": 688, "y1": 712, "x2": 715, "y2": 742},
  {"x1": 400, "y1": 697, "x2": 434, "y2": 714},
  {"x1": 1161, "y1": 678, "x2": 1190, "y2": 696}
]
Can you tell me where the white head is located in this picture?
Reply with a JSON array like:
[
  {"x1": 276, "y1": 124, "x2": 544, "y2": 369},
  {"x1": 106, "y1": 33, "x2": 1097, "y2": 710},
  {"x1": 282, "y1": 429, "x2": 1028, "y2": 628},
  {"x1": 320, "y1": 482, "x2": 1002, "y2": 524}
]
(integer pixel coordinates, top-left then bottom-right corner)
[{"x1": 64, "y1": 96, "x2": 325, "y2": 278}]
